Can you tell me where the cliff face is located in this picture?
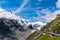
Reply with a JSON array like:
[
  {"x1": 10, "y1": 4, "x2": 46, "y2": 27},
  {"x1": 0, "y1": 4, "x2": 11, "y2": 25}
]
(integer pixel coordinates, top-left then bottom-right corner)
[
  {"x1": 0, "y1": 8, "x2": 44, "y2": 40},
  {"x1": 0, "y1": 8, "x2": 34, "y2": 40},
  {"x1": 0, "y1": 18, "x2": 32, "y2": 40}
]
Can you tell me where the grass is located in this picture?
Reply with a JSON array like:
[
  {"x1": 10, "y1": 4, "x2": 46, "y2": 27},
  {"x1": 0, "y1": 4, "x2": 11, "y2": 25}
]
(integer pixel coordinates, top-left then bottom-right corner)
[
  {"x1": 37, "y1": 34, "x2": 60, "y2": 40},
  {"x1": 52, "y1": 36, "x2": 60, "y2": 40},
  {"x1": 44, "y1": 18, "x2": 57, "y2": 29},
  {"x1": 44, "y1": 16, "x2": 60, "y2": 28},
  {"x1": 51, "y1": 22, "x2": 60, "y2": 31},
  {"x1": 27, "y1": 16, "x2": 60, "y2": 40},
  {"x1": 44, "y1": 16, "x2": 60, "y2": 31},
  {"x1": 27, "y1": 31, "x2": 39, "y2": 40},
  {"x1": 37, "y1": 34, "x2": 51, "y2": 40}
]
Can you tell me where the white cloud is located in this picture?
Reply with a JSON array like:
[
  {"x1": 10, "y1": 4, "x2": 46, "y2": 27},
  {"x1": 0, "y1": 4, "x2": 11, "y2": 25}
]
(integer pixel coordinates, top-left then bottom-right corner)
[
  {"x1": 56, "y1": 0, "x2": 60, "y2": 8},
  {"x1": 33, "y1": 8, "x2": 60, "y2": 23},
  {"x1": 13, "y1": 0, "x2": 28, "y2": 14},
  {"x1": 31, "y1": 21, "x2": 46, "y2": 25},
  {"x1": 32, "y1": 0, "x2": 60, "y2": 23},
  {"x1": 0, "y1": 7, "x2": 21, "y2": 20},
  {"x1": 42, "y1": 10, "x2": 60, "y2": 22},
  {"x1": 40, "y1": 9, "x2": 56, "y2": 22}
]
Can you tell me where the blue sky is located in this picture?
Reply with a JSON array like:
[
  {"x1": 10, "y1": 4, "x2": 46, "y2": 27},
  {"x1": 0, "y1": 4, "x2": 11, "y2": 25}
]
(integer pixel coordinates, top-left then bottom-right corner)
[{"x1": 0, "y1": 0, "x2": 60, "y2": 23}]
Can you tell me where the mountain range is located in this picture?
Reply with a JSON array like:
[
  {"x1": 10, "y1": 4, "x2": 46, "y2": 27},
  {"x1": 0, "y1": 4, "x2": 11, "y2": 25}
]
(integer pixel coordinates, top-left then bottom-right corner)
[{"x1": 0, "y1": 8, "x2": 44, "y2": 40}]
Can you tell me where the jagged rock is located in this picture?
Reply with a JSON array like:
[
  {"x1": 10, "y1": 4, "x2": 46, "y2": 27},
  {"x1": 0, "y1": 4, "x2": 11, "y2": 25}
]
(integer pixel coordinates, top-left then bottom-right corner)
[
  {"x1": 0, "y1": 18, "x2": 32, "y2": 40},
  {"x1": 0, "y1": 8, "x2": 44, "y2": 40}
]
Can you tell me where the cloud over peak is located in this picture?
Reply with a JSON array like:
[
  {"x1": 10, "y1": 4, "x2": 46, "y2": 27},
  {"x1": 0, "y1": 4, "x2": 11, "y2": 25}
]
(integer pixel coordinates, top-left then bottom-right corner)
[{"x1": 56, "y1": 0, "x2": 60, "y2": 8}]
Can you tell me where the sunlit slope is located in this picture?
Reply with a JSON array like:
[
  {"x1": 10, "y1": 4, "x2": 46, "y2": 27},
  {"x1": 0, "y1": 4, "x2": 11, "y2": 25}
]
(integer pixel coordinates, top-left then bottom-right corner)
[{"x1": 27, "y1": 15, "x2": 60, "y2": 40}]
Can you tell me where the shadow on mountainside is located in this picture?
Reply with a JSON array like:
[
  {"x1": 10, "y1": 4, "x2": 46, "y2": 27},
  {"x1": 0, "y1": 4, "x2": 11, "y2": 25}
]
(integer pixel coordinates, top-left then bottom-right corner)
[{"x1": 0, "y1": 18, "x2": 26, "y2": 40}]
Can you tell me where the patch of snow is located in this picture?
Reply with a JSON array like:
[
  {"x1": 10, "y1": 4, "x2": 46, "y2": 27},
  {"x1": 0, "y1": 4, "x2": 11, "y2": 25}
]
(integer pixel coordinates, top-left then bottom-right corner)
[
  {"x1": 31, "y1": 21, "x2": 46, "y2": 30},
  {"x1": 0, "y1": 8, "x2": 30, "y2": 29}
]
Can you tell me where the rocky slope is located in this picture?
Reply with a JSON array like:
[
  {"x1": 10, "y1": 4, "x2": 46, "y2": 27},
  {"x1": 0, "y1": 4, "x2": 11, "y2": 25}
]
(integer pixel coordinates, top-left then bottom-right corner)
[
  {"x1": 0, "y1": 8, "x2": 32, "y2": 40},
  {"x1": 0, "y1": 8, "x2": 44, "y2": 40}
]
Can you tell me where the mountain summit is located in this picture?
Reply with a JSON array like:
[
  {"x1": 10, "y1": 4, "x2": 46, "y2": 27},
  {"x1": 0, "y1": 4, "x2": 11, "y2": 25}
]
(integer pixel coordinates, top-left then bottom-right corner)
[
  {"x1": 0, "y1": 8, "x2": 30, "y2": 29},
  {"x1": 0, "y1": 8, "x2": 33, "y2": 40},
  {"x1": 0, "y1": 8, "x2": 45, "y2": 40}
]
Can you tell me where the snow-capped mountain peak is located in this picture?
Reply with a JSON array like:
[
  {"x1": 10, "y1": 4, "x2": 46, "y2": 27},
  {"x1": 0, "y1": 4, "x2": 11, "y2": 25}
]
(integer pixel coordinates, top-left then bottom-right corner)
[
  {"x1": 0, "y1": 8, "x2": 46, "y2": 40},
  {"x1": 0, "y1": 8, "x2": 30, "y2": 29},
  {"x1": 0, "y1": 8, "x2": 20, "y2": 20},
  {"x1": 31, "y1": 21, "x2": 46, "y2": 30}
]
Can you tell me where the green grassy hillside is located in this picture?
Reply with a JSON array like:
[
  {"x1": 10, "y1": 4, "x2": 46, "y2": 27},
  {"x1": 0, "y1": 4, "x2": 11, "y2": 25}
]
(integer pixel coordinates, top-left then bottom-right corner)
[
  {"x1": 27, "y1": 16, "x2": 60, "y2": 40},
  {"x1": 37, "y1": 34, "x2": 60, "y2": 40}
]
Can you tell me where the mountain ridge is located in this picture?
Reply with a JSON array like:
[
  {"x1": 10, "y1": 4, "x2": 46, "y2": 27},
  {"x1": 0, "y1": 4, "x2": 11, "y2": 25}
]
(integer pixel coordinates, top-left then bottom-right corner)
[
  {"x1": 27, "y1": 14, "x2": 60, "y2": 40},
  {"x1": 0, "y1": 8, "x2": 45, "y2": 40}
]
